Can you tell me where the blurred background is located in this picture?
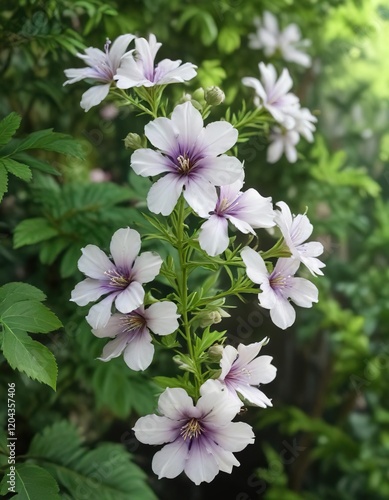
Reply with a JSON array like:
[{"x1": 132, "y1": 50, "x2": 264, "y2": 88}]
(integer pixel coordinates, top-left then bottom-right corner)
[{"x1": 1, "y1": 0, "x2": 388, "y2": 498}]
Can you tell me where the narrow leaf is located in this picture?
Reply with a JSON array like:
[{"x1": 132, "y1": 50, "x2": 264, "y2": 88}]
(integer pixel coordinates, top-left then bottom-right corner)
[{"x1": 1, "y1": 158, "x2": 32, "y2": 182}]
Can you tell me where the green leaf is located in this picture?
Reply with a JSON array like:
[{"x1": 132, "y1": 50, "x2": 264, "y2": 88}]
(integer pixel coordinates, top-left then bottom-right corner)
[
  {"x1": 0, "y1": 163, "x2": 8, "y2": 202},
  {"x1": 12, "y1": 153, "x2": 61, "y2": 175},
  {"x1": 1, "y1": 301, "x2": 62, "y2": 333},
  {"x1": 0, "y1": 282, "x2": 46, "y2": 312},
  {"x1": 29, "y1": 421, "x2": 157, "y2": 500},
  {"x1": 13, "y1": 464, "x2": 60, "y2": 500},
  {"x1": 218, "y1": 26, "x2": 241, "y2": 53},
  {"x1": 1, "y1": 327, "x2": 58, "y2": 390},
  {"x1": 14, "y1": 218, "x2": 58, "y2": 248},
  {"x1": 1, "y1": 158, "x2": 32, "y2": 182},
  {"x1": 0, "y1": 112, "x2": 21, "y2": 147}
]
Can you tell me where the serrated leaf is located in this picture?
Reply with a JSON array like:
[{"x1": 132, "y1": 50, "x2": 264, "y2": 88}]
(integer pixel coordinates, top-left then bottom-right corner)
[
  {"x1": 13, "y1": 464, "x2": 60, "y2": 500},
  {"x1": 1, "y1": 327, "x2": 57, "y2": 389},
  {"x1": 14, "y1": 218, "x2": 58, "y2": 248},
  {"x1": 0, "y1": 164, "x2": 8, "y2": 202},
  {"x1": 1, "y1": 158, "x2": 32, "y2": 182},
  {"x1": 12, "y1": 153, "x2": 61, "y2": 175},
  {"x1": 1, "y1": 300, "x2": 62, "y2": 333},
  {"x1": 0, "y1": 112, "x2": 21, "y2": 147},
  {"x1": 0, "y1": 282, "x2": 46, "y2": 313}
]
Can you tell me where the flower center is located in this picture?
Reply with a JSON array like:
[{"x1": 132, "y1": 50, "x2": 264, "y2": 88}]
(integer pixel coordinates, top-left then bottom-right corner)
[
  {"x1": 177, "y1": 154, "x2": 192, "y2": 175},
  {"x1": 105, "y1": 268, "x2": 130, "y2": 289},
  {"x1": 180, "y1": 418, "x2": 203, "y2": 440},
  {"x1": 121, "y1": 313, "x2": 146, "y2": 332},
  {"x1": 269, "y1": 271, "x2": 287, "y2": 291}
]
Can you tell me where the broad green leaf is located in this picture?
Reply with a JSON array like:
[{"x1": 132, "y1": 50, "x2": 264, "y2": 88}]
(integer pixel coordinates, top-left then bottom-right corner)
[
  {"x1": 0, "y1": 112, "x2": 21, "y2": 147},
  {"x1": 0, "y1": 163, "x2": 8, "y2": 202},
  {"x1": 0, "y1": 282, "x2": 46, "y2": 312},
  {"x1": 1, "y1": 301, "x2": 62, "y2": 333},
  {"x1": 1, "y1": 158, "x2": 32, "y2": 182},
  {"x1": 1, "y1": 327, "x2": 57, "y2": 390},
  {"x1": 218, "y1": 26, "x2": 241, "y2": 53},
  {"x1": 12, "y1": 153, "x2": 61, "y2": 175},
  {"x1": 14, "y1": 218, "x2": 58, "y2": 248},
  {"x1": 14, "y1": 464, "x2": 60, "y2": 500}
]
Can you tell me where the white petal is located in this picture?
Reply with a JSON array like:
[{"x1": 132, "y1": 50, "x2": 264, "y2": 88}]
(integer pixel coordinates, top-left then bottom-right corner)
[
  {"x1": 115, "y1": 281, "x2": 144, "y2": 313},
  {"x1": 273, "y1": 257, "x2": 300, "y2": 277},
  {"x1": 242, "y1": 77, "x2": 267, "y2": 103},
  {"x1": 156, "y1": 60, "x2": 197, "y2": 84},
  {"x1": 171, "y1": 102, "x2": 203, "y2": 152},
  {"x1": 110, "y1": 227, "x2": 141, "y2": 272},
  {"x1": 229, "y1": 189, "x2": 275, "y2": 230},
  {"x1": 114, "y1": 55, "x2": 146, "y2": 88},
  {"x1": 131, "y1": 149, "x2": 174, "y2": 177},
  {"x1": 219, "y1": 345, "x2": 238, "y2": 381},
  {"x1": 183, "y1": 177, "x2": 217, "y2": 217},
  {"x1": 203, "y1": 438, "x2": 240, "y2": 473},
  {"x1": 158, "y1": 388, "x2": 196, "y2": 420},
  {"x1": 144, "y1": 117, "x2": 179, "y2": 153},
  {"x1": 285, "y1": 142, "x2": 298, "y2": 163},
  {"x1": 198, "y1": 391, "x2": 241, "y2": 426},
  {"x1": 235, "y1": 384, "x2": 273, "y2": 407},
  {"x1": 199, "y1": 121, "x2": 238, "y2": 156},
  {"x1": 80, "y1": 84, "x2": 111, "y2": 112},
  {"x1": 63, "y1": 67, "x2": 96, "y2": 85},
  {"x1": 267, "y1": 137, "x2": 284, "y2": 163},
  {"x1": 131, "y1": 251, "x2": 162, "y2": 283},
  {"x1": 185, "y1": 439, "x2": 219, "y2": 485},
  {"x1": 270, "y1": 297, "x2": 296, "y2": 330},
  {"x1": 98, "y1": 333, "x2": 128, "y2": 361},
  {"x1": 152, "y1": 440, "x2": 188, "y2": 479},
  {"x1": 123, "y1": 329, "x2": 154, "y2": 371},
  {"x1": 240, "y1": 247, "x2": 268, "y2": 284},
  {"x1": 288, "y1": 277, "x2": 318, "y2": 307},
  {"x1": 247, "y1": 355, "x2": 277, "y2": 385},
  {"x1": 300, "y1": 253, "x2": 325, "y2": 276},
  {"x1": 70, "y1": 278, "x2": 105, "y2": 306},
  {"x1": 86, "y1": 293, "x2": 116, "y2": 329},
  {"x1": 198, "y1": 155, "x2": 243, "y2": 186},
  {"x1": 109, "y1": 34, "x2": 135, "y2": 70},
  {"x1": 144, "y1": 301, "x2": 180, "y2": 335},
  {"x1": 92, "y1": 313, "x2": 125, "y2": 338},
  {"x1": 133, "y1": 415, "x2": 180, "y2": 445},
  {"x1": 290, "y1": 214, "x2": 313, "y2": 245},
  {"x1": 275, "y1": 201, "x2": 293, "y2": 233},
  {"x1": 209, "y1": 421, "x2": 255, "y2": 452},
  {"x1": 147, "y1": 174, "x2": 184, "y2": 215},
  {"x1": 199, "y1": 216, "x2": 229, "y2": 257},
  {"x1": 78, "y1": 244, "x2": 112, "y2": 279},
  {"x1": 235, "y1": 342, "x2": 264, "y2": 368}
]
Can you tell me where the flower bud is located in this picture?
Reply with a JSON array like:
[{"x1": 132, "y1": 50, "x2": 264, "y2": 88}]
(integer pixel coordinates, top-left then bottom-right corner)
[
  {"x1": 204, "y1": 86, "x2": 225, "y2": 106},
  {"x1": 208, "y1": 344, "x2": 224, "y2": 362},
  {"x1": 199, "y1": 307, "x2": 230, "y2": 328},
  {"x1": 124, "y1": 132, "x2": 145, "y2": 150}
]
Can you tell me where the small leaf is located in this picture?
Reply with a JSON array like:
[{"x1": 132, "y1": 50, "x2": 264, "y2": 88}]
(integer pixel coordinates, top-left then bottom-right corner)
[
  {"x1": 1, "y1": 327, "x2": 58, "y2": 390},
  {"x1": 0, "y1": 112, "x2": 21, "y2": 147},
  {"x1": 0, "y1": 300, "x2": 62, "y2": 333},
  {"x1": 14, "y1": 464, "x2": 60, "y2": 500},
  {"x1": 0, "y1": 163, "x2": 8, "y2": 202},
  {"x1": 14, "y1": 218, "x2": 58, "y2": 248},
  {"x1": 1, "y1": 158, "x2": 32, "y2": 182}
]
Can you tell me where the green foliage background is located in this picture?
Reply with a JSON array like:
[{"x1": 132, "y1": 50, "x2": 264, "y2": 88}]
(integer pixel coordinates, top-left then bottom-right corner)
[{"x1": 0, "y1": 0, "x2": 388, "y2": 498}]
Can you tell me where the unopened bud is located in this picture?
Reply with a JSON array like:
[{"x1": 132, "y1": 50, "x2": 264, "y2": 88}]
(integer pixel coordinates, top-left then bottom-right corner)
[
  {"x1": 124, "y1": 132, "x2": 145, "y2": 150},
  {"x1": 208, "y1": 344, "x2": 224, "y2": 362},
  {"x1": 204, "y1": 86, "x2": 225, "y2": 106}
]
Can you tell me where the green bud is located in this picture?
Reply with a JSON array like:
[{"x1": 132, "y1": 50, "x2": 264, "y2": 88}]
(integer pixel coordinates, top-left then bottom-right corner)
[
  {"x1": 207, "y1": 344, "x2": 224, "y2": 362},
  {"x1": 204, "y1": 86, "x2": 225, "y2": 106},
  {"x1": 124, "y1": 132, "x2": 145, "y2": 150},
  {"x1": 192, "y1": 88, "x2": 205, "y2": 102}
]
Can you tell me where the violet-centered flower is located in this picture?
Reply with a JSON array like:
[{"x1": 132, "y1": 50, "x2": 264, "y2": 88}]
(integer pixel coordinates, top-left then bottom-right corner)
[
  {"x1": 92, "y1": 302, "x2": 180, "y2": 371},
  {"x1": 70, "y1": 227, "x2": 162, "y2": 329},
  {"x1": 133, "y1": 386, "x2": 254, "y2": 484},
  {"x1": 241, "y1": 248, "x2": 318, "y2": 330},
  {"x1": 131, "y1": 101, "x2": 243, "y2": 216}
]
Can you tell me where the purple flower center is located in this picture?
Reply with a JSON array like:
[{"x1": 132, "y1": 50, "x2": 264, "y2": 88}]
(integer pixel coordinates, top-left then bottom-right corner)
[
  {"x1": 120, "y1": 313, "x2": 146, "y2": 333},
  {"x1": 269, "y1": 271, "x2": 287, "y2": 293},
  {"x1": 104, "y1": 268, "x2": 131, "y2": 290},
  {"x1": 177, "y1": 154, "x2": 194, "y2": 175},
  {"x1": 180, "y1": 418, "x2": 203, "y2": 440}
]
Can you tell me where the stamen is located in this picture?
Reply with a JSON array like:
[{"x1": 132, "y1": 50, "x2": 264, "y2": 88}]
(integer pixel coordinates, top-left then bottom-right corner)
[
  {"x1": 180, "y1": 418, "x2": 203, "y2": 440},
  {"x1": 269, "y1": 272, "x2": 287, "y2": 290},
  {"x1": 104, "y1": 269, "x2": 130, "y2": 289},
  {"x1": 104, "y1": 38, "x2": 112, "y2": 54},
  {"x1": 120, "y1": 313, "x2": 146, "y2": 333},
  {"x1": 177, "y1": 154, "x2": 192, "y2": 174}
]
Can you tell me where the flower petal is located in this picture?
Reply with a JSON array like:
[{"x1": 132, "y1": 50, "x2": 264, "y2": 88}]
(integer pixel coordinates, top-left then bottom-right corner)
[
  {"x1": 92, "y1": 313, "x2": 125, "y2": 338},
  {"x1": 98, "y1": 332, "x2": 128, "y2": 361},
  {"x1": 183, "y1": 177, "x2": 217, "y2": 217},
  {"x1": 78, "y1": 244, "x2": 113, "y2": 279},
  {"x1": 288, "y1": 277, "x2": 318, "y2": 307},
  {"x1": 110, "y1": 227, "x2": 141, "y2": 272},
  {"x1": 241, "y1": 247, "x2": 268, "y2": 284},
  {"x1": 198, "y1": 155, "x2": 243, "y2": 187},
  {"x1": 123, "y1": 329, "x2": 154, "y2": 371},
  {"x1": 70, "y1": 278, "x2": 105, "y2": 306},
  {"x1": 199, "y1": 121, "x2": 238, "y2": 156},
  {"x1": 131, "y1": 251, "x2": 162, "y2": 283},
  {"x1": 203, "y1": 438, "x2": 240, "y2": 474},
  {"x1": 144, "y1": 301, "x2": 180, "y2": 335},
  {"x1": 235, "y1": 384, "x2": 273, "y2": 408},
  {"x1": 109, "y1": 34, "x2": 135, "y2": 70},
  {"x1": 185, "y1": 439, "x2": 219, "y2": 485},
  {"x1": 208, "y1": 421, "x2": 255, "y2": 452},
  {"x1": 157, "y1": 61, "x2": 197, "y2": 84},
  {"x1": 269, "y1": 296, "x2": 296, "y2": 330},
  {"x1": 80, "y1": 84, "x2": 111, "y2": 112},
  {"x1": 86, "y1": 293, "x2": 117, "y2": 329},
  {"x1": 247, "y1": 355, "x2": 277, "y2": 385},
  {"x1": 144, "y1": 117, "x2": 179, "y2": 154},
  {"x1": 158, "y1": 388, "x2": 197, "y2": 420},
  {"x1": 171, "y1": 102, "x2": 203, "y2": 152},
  {"x1": 147, "y1": 174, "x2": 184, "y2": 215},
  {"x1": 199, "y1": 215, "x2": 229, "y2": 257},
  {"x1": 115, "y1": 281, "x2": 145, "y2": 313},
  {"x1": 219, "y1": 345, "x2": 238, "y2": 381},
  {"x1": 131, "y1": 149, "x2": 174, "y2": 177},
  {"x1": 134, "y1": 415, "x2": 180, "y2": 445},
  {"x1": 198, "y1": 391, "x2": 241, "y2": 425},
  {"x1": 152, "y1": 440, "x2": 189, "y2": 480}
]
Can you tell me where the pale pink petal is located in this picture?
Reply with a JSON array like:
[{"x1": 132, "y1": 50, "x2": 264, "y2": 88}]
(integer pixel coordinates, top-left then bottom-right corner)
[
  {"x1": 92, "y1": 313, "x2": 125, "y2": 338},
  {"x1": 199, "y1": 215, "x2": 229, "y2": 257},
  {"x1": 235, "y1": 384, "x2": 273, "y2": 407},
  {"x1": 109, "y1": 34, "x2": 135, "y2": 69},
  {"x1": 123, "y1": 329, "x2": 154, "y2": 371},
  {"x1": 270, "y1": 296, "x2": 296, "y2": 329},
  {"x1": 198, "y1": 155, "x2": 243, "y2": 187},
  {"x1": 158, "y1": 388, "x2": 197, "y2": 420},
  {"x1": 171, "y1": 102, "x2": 203, "y2": 151},
  {"x1": 241, "y1": 247, "x2": 268, "y2": 284},
  {"x1": 70, "y1": 278, "x2": 105, "y2": 306},
  {"x1": 80, "y1": 83, "x2": 111, "y2": 112},
  {"x1": 78, "y1": 244, "x2": 112, "y2": 279},
  {"x1": 110, "y1": 227, "x2": 140, "y2": 272},
  {"x1": 144, "y1": 301, "x2": 180, "y2": 335},
  {"x1": 133, "y1": 415, "x2": 180, "y2": 445},
  {"x1": 183, "y1": 177, "x2": 217, "y2": 217},
  {"x1": 288, "y1": 277, "x2": 318, "y2": 307},
  {"x1": 131, "y1": 149, "x2": 174, "y2": 176},
  {"x1": 86, "y1": 293, "x2": 117, "y2": 329},
  {"x1": 199, "y1": 122, "x2": 238, "y2": 156},
  {"x1": 185, "y1": 439, "x2": 219, "y2": 485},
  {"x1": 115, "y1": 281, "x2": 144, "y2": 313},
  {"x1": 208, "y1": 421, "x2": 255, "y2": 452},
  {"x1": 98, "y1": 333, "x2": 127, "y2": 361},
  {"x1": 152, "y1": 440, "x2": 189, "y2": 479},
  {"x1": 131, "y1": 251, "x2": 162, "y2": 283},
  {"x1": 147, "y1": 174, "x2": 184, "y2": 215},
  {"x1": 144, "y1": 117, "x2": 179, "y2": 153}
]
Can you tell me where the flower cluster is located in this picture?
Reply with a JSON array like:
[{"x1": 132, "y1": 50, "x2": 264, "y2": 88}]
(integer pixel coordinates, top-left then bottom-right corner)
[
  {"x1": 67, "y1": 16, "x2": 323, "y2": 486},
  {"x1": 243, "y1": 62, "x2": 317, "y2": 163}
]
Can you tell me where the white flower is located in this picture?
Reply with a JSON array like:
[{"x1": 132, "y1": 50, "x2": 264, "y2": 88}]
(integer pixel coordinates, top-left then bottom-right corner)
[
  {"x1": 115, "y1": 34, "x2": 197, "y2": 89},
  {"x1": 70, "y1": 228, "x2": 162, "y2": 329},
  {"x1": 133, "y1": 386, "x2": 254, "y2": 485},
  {"x1": 275, "y1": 201, "x2": 325, "y2": 276},
  {"x1": 290, "y1": 107, "x2": 317, "y2": 142},
  {"x1": 199, "y1": 175, "x2": 275, "y2": 256},
  {"x1": 92, "y1": 302, "x2": 180, "y2": 371},
  {"x1": 248, "y1": 11, "x2": 311, "y2": 68},
  {"x1": 242, "y1": 63, "x2": 299, "y2": 127},
  {"x1": 64, "y1": 34, "x2": 135, "y2": 111},
  {"x1": 131, "y1": 102, "x2": 243, "y2": 216},
  {"x1": 241, "y1": 248, "x2": 318, "y2": 330},
  {"x1": 209, "y1": 339, "x2": 277, "y2": 407}
]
